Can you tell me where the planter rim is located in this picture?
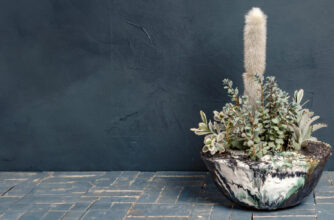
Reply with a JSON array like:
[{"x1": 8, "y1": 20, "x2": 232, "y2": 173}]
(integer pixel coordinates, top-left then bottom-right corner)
[{"x1": 201, "y1": 140, "x2": 331, "y2": 163}]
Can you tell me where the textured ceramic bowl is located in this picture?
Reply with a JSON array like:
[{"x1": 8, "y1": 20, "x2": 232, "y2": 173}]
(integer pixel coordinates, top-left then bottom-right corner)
[{"x1": 201, "y1": 141, "x2": 331, "y2": 210}]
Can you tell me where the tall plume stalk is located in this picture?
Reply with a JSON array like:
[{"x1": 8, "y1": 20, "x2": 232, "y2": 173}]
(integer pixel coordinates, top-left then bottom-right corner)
[{"x1": 242, "y1": 7, "x2": 267, "y2": 107}]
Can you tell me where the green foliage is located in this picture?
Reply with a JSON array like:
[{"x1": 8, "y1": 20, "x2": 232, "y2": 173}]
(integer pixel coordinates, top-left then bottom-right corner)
[
  {"x1": 191, "y1": 76, "x2": 327, "y2": 160},
  {"x1": 290, "y1": 90, "x2": 328, "y2": 150}
]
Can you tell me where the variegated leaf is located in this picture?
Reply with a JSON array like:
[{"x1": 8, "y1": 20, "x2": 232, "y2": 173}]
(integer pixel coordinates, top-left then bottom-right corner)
[{"x1": 312, "y1": 123, "x2": 328, "y2": 132}]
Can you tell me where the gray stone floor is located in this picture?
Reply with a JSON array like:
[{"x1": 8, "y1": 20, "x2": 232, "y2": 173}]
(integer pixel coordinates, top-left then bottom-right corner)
[{"x1": 0, "y1": 171, "x2": 333, "y2": 220}]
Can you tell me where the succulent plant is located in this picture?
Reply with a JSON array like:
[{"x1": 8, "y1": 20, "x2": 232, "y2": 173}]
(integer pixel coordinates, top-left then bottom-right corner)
[
  {"x1": 202, "y1": 134, "x2": 226, "y2": 155},
  {"x1": 290, "y1": 90, "x2": 328, "y2": 150}
]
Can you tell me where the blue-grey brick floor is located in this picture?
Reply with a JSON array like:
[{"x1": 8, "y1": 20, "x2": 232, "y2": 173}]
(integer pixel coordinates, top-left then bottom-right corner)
[{"x1": 0, "y1": 171, "x2": 333, "y2": 219}]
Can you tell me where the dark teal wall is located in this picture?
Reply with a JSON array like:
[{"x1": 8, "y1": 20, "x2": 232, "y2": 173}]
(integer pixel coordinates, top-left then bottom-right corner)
[{"x1": 0, "y1": 0, "x2": 333, "y2": 170}]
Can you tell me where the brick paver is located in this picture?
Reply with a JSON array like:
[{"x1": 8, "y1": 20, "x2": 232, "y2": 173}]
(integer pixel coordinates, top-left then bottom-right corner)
[{"x1": 0, "y1": 171, "x2": 333, "y2": 219}]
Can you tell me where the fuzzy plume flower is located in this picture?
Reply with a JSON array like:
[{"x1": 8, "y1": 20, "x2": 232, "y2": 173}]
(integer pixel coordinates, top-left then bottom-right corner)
[
  {"x1": 244, "y1": 7, "x2": 267, "y2": 76},
  {"x1": 243, "y1": 7, "x2": 267, "y2": 107}
]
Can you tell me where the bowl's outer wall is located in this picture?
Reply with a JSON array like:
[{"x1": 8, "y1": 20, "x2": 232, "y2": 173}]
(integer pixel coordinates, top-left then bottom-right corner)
[{"x1": 201, "y1": 146, "x2": 331, "y2": 210}]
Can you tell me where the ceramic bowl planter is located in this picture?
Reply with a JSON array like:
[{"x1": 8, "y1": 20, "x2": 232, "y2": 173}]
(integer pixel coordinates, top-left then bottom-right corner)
[
  {"x1": 190, "y1": 7, "x2": 332, "y2": 211},
  {"x1": 201, "y1": 141, "x2": 331, "y2": 210}
]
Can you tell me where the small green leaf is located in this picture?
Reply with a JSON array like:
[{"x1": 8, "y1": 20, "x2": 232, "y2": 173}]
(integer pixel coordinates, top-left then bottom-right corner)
[
  {"x1": 275, "y1": 139, "x2": 284, "y2": 145},
  {"x1": 271, "y1": 118, "x2": 279, "y2": 124},
  {"x1": 202, "y1": 145, "x2": 209, "y2": 153},
  {"x1": 200, "y1": 110, "x2": 207, "y2": 124},
  {"x1": 247, "y1": 140, "x2": 254, "y2": 146}
]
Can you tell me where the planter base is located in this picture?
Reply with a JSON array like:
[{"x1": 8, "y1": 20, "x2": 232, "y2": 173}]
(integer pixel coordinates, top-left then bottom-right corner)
[{"x1": 201, "y1": 141, "x2": 331, "y2": 210}]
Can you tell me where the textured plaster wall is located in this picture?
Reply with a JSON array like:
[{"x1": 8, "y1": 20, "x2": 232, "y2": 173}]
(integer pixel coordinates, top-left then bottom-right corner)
[{"x1": 0, "y1": 0, "x2": 334, "y2": 170}]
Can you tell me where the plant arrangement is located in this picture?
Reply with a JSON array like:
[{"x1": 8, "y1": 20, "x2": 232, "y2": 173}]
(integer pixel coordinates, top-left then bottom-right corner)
[
  {"x1": 191, "y1": 77, "x2": 326, "y2": 160},
  {"x1": 191, "y1": 7, "x2": 331, "y2": 210}
]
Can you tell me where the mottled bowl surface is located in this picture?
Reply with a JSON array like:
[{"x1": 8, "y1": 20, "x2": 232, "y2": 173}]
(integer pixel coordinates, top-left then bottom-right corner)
[{"x1": 201, "y1": 141, "x2": 331, "y2": 210}]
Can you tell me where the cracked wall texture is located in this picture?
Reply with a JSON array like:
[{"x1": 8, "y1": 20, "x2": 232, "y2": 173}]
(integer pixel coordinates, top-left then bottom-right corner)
[{"x1": 0, "y1": 0, "x2": 334, "y2": 170}]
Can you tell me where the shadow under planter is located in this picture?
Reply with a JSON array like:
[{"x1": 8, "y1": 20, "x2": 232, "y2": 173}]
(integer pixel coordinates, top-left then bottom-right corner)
[{"x1": 201, "y1": 141, "x2": 331, "y2": 210}]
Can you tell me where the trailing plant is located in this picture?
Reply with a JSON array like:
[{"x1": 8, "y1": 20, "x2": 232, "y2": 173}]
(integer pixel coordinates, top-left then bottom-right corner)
[{"x1": 191, "y1": 76, "x2": 327, "y2": 160}]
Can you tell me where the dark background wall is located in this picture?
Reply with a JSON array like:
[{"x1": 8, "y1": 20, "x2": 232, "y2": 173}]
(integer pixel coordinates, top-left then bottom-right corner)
[{"x1": 0, "y1": 0, "x2": 333, "y2": 171}]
